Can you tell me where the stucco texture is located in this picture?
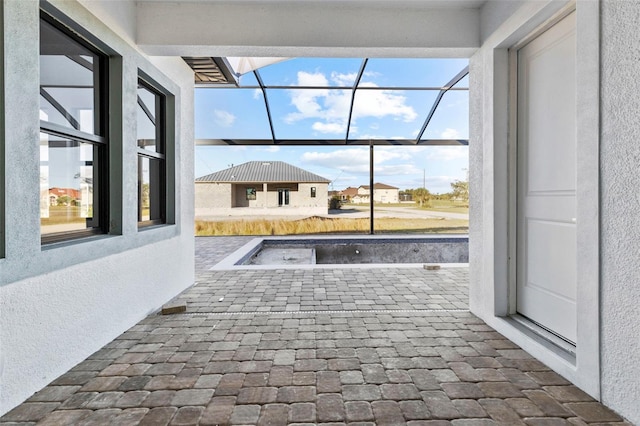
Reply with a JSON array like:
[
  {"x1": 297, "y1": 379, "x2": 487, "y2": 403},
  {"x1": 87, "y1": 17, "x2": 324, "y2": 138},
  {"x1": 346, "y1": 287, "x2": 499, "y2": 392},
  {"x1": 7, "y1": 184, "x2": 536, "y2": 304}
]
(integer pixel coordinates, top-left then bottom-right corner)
[
  {"x1": 0, "y1": 0, "x2": 195, "y2": 414},
  {"x1": 600, "y1": 0, "x2": 640, "y2": 423}
]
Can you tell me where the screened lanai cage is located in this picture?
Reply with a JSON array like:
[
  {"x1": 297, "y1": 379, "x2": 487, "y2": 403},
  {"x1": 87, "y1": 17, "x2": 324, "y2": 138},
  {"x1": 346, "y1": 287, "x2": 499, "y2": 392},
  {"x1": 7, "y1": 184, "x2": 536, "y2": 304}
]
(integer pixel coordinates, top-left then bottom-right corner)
[{"x1": 188, "y1": 57, "x2": 469, "y2": 236}]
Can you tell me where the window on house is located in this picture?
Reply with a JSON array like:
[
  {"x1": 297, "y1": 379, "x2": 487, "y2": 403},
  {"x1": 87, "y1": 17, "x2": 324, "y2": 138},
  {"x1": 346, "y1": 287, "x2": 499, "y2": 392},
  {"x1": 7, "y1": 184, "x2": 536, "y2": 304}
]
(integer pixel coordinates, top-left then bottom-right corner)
[
  {"x1": 311, "y1": 187, "x2": 316, "y2": 198},
  {"x1": 137, "y1": 78, "x2": 166, "y2": 226},
  {"x1": 39, "y1": 12, "x2": 108, "y2": 243},
  {"x1": 246, "y1": 187, "x2": 256, "y2": 200}
]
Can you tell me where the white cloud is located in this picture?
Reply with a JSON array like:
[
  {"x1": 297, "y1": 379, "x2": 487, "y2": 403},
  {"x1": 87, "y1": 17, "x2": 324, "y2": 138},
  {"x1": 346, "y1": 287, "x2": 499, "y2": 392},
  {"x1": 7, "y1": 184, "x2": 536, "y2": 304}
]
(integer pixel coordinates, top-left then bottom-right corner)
[
  {"x1": 298, "y1": 71, "x2": 330, "y2": 86},
  {"x1": 312, "y1": 122, "x2": 347, "y2": 134},
  {"x1": 213, "y1": 109, "x2": 236, "y2": 127},
  {"x1": 283, "y1": 72, "x2": 418, "y2": 135},
  {"x1": 374, "y1": 148, "x2": 413, "y2": 163},
  {"x1": 260, "y1": 146, "x2": 280, "y2": 152},
  {"x1": 357, "y1": 134, "x2": 384, "y2": 140},
  {"x1": 375, "y1": 164, "x2": 422, "y2": 176},
  {"x1": 426, "y1": 146, "x2": 469, "y2": 162},
  {"x1": 441, "y1": 128, "x2": 462, "y2": 139},
  {"x1": 301, "y1": 149, "x2": 369, "y2": 172},
  {"x1": 353, "y1": 83, "x2": 417, "y2": 122},
  {"x1": 331, "y1": 72, "x2": 357, "y2": 86},
  {"x1": 252, "y1": 89, "x2": 262, "y2": 100}
]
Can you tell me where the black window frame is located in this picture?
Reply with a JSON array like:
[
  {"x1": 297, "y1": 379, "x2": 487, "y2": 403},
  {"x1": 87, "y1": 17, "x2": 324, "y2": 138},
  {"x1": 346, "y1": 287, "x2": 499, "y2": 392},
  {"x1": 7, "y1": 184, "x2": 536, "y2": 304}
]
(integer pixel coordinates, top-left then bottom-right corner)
[
  {"x1": 311, "y1": 187, "x2": 317, "y2": 198},
  {"x1": 39, "y1": 11, "x2": 109, "y2": 245},
  {"x1": 137, "y1": 76, "x2": 167, "y2": 227},
  {"x1": 246, "y1": 187, "x2": 257, "y2": 200}
]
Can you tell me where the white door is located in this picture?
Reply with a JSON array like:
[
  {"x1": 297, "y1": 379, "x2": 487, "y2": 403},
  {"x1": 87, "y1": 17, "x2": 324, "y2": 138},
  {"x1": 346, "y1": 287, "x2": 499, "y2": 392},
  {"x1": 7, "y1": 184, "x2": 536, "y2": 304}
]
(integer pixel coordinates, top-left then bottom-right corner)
[{"x1": 516, "y1": 11, "x2": 577, "y2": 343}]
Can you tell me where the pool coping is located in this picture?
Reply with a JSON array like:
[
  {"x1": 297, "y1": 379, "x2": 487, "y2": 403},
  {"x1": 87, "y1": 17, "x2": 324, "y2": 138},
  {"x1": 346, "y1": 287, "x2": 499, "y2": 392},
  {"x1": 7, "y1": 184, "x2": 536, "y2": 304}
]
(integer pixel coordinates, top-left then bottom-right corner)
[{"x1": 210, "y1": 234, "x2": 469, "y2": 271}]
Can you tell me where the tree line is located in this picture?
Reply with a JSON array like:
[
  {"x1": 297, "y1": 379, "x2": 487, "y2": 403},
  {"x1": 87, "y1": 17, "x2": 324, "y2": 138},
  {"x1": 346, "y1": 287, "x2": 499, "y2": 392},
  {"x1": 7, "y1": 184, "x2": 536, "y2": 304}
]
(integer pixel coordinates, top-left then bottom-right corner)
[{"x1": 400, "y1": 179, "x2": 469, "y2": 206}]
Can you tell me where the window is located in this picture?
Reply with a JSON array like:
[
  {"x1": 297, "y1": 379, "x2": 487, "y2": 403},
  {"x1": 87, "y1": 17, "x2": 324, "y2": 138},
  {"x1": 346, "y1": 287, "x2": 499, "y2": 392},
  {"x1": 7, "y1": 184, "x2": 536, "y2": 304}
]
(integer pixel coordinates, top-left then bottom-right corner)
[
  {"x1": 39, "y1": 12, "x2": 108, "y2": 243},
  {"x1": 246, "y1": 187, "x2": 256, "y2": 200},
  {"x1": 137, "y1": 78, "x2": 166, "y2": 226},
  {"x1": 311, "y1": 187, "x2": 316, "y2": 198}
]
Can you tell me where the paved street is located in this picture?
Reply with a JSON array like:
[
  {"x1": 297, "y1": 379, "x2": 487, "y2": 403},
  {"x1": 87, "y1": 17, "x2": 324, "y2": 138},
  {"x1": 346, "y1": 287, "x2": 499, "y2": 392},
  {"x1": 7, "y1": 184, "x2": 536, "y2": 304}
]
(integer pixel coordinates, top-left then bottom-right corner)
[{"x1": 0, "y1": 237, "x2": 629, "y2": 425}]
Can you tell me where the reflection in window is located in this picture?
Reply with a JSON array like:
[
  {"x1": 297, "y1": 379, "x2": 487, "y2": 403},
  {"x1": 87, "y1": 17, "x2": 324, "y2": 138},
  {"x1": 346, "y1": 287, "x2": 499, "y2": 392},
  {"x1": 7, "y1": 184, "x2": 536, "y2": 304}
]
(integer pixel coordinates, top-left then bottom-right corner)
[
  {"x1": 137, "y1": 78, "x2": 166, "y2": 226},
  {"x1": 246, "y1": 187, "x2": 256, "y2": 200},
  {"x1": 138, "y1": 157, "x2": 163, "y2": 222},
  {"x1": 40, "y1": 133, "x2": 96, "y2": 235},
  {"x1": 311, "y1": 187, "x2": 316, "y2": 198},
  {"x1": 39, "y1": 12, "x2": 107, "y2": 243},
  {"x1": 39, "y1": 18, "x2": 101, "y2": 135}
]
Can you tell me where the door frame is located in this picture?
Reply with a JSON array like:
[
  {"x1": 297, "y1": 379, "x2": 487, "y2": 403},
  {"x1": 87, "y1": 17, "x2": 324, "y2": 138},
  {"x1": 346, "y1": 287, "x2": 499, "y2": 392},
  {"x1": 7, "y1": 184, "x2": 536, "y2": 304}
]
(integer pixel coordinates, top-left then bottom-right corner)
[
  {"x1": 277, "y1": 188, "x2": 290, "y2": 206},
  {"x1": 508, "y1": 7, "x2": 578, "y2": 347},
  {"x1": 502, "y1": 0, "x2": 601, "y2": 398}
]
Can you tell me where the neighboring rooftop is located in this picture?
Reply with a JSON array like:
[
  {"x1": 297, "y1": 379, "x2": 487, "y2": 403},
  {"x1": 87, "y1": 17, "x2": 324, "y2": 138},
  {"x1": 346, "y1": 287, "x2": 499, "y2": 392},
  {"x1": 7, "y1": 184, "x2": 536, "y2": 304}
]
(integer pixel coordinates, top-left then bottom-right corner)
[
  {"x1": 195, "y1": 161, "x2": 331, "y2": 183},
  {"x1": 361, "y1": 183, "x2": 399, "y2": 190}
]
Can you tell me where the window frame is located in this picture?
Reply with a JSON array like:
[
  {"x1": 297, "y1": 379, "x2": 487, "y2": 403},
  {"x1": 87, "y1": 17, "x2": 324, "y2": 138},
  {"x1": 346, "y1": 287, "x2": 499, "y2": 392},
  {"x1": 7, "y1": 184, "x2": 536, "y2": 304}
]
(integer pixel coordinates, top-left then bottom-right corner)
[
  {"x1": 246, "y1": 187, "x2": 257, "y2": 200},
  {"x1": 39, "y1": 11, "x2": 110, "y2": 245},
  {"x1": 310, "y1": 187, "x2": 317, "y2": 198},
  {"x1": 137, "y1": 76, "x2": 167, "y2": 227}
]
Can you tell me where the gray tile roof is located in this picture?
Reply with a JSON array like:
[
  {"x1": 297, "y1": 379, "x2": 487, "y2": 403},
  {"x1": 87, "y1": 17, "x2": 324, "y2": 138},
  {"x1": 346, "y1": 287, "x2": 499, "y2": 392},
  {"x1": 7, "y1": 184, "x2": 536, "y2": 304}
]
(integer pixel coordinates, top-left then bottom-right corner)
[{"x1": 195, "y1": 161, "x2": 331, "y2": 183}]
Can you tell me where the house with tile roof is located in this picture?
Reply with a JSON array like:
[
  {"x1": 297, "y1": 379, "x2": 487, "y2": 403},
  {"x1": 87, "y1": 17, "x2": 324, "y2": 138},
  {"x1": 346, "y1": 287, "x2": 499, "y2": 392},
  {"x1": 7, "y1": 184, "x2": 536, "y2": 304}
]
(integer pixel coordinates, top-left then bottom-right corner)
[
  {"x1": 195, "y1": 161, "x2": 330, "y2": 217},
  {"x1": 344, "y1": 183, "x2": 399, "y2": 204}
]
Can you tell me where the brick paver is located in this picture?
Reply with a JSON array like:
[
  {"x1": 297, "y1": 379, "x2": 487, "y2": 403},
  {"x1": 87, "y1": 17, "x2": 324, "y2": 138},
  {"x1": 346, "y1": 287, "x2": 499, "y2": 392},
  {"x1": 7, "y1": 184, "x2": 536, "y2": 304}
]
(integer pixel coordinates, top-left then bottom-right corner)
[{"x1": 0, "y1": 237, "x2": 632, "y2": 425}]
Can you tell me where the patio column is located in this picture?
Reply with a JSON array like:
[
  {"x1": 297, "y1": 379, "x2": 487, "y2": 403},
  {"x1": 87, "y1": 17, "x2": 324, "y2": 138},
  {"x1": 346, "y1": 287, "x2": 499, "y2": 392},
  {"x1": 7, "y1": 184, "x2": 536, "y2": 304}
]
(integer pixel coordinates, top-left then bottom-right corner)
[
  {"x1": 263, "y1": 182, "x2": 268, "y2": 208},
  {"x1": 370, "y1": 140, "x2": 374, "y2": 235}
]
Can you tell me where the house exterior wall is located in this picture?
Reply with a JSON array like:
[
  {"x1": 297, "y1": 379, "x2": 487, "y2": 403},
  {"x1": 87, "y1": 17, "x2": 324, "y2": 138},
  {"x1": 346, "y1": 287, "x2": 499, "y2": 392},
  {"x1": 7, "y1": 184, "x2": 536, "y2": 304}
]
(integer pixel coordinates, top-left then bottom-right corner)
[
  {"x1": 374, "y1": 188, "x2": 399, "y2": 203},
  {"x1": 0, "y1": 0, "x2": 194, "y2": 414},
  {"x1": 195, "y1": 182, "x2": 231, "y2": 211},
  {"x1": 470, "y1": 0, "x2": 639, "y2": 423},
  {"x1": 353, "y1": 187, "x2": 398, "y2": 203},
  {"x1": 195, "y1": 182, "x2": 328, "y2": 217},
  {"x1": 599, "y1": 0, "x2": 640, "y2": 421}
]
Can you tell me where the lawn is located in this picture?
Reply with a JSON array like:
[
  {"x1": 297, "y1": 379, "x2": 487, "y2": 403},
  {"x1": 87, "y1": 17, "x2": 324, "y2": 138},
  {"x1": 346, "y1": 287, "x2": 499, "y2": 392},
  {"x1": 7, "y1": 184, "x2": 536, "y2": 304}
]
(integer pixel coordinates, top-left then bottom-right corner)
[
  {"x1": 40, "y1": 206, "x2": 87, "y2": 226},
  {"x1": 418, "y1": 199, "x2": 469, "y2": 214},
  {"x1": 347, "y1": 200, "x2": 469, "y2": 215},
  {"x1": 195, "y1": 216, "x2": 468, "y2": 236}
]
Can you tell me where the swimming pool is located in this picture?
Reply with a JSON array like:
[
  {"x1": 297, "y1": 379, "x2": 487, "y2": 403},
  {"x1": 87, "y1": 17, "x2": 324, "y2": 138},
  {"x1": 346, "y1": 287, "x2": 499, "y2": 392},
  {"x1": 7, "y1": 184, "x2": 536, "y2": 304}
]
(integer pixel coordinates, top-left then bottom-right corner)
[{"x1": 212, "y1": 235, "x2": 468, "y2": 269}]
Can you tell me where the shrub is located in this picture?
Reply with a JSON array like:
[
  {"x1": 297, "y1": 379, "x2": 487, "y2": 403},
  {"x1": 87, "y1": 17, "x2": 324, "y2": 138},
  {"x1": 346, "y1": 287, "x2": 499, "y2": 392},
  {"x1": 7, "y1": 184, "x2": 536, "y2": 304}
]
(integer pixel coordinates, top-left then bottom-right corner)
[{"x1": 329, "y1": 195, "x2": 342, "y2": 210}]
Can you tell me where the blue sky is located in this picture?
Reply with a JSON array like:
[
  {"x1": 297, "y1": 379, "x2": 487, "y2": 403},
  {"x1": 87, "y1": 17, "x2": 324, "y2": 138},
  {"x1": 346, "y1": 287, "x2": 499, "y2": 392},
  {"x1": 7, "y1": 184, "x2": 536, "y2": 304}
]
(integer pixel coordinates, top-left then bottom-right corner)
[{"x1": 194, "y1": 58, "x2": 469, "y2": 194}]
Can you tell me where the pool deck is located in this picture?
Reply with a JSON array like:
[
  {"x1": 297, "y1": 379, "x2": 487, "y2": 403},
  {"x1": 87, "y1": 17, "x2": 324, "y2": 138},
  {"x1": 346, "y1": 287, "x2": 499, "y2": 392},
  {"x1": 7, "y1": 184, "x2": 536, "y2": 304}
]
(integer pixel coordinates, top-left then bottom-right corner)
[{"x1": 0, "y1": 237, "x2": 631, "y2": 425}]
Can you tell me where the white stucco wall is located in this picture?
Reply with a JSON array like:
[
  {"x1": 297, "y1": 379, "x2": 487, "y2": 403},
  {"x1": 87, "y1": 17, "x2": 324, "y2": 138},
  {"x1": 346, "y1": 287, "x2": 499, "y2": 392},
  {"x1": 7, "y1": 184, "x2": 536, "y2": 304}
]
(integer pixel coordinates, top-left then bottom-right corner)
[
  {"x1": 471, "y1": 0, "x2": 639, "y2": 423},
  {"x1": 136, "y1": 1, "x2": 480, "y2": 58},
  {"x1": 599, "y1": 0, "x2": 640, "y2": 421},
  {"x1": 0, "y1": 0, "x2": 194, "y2": 414},
  {"x1": 469, "y1": 0, "x2": 586, "y2": 396}
]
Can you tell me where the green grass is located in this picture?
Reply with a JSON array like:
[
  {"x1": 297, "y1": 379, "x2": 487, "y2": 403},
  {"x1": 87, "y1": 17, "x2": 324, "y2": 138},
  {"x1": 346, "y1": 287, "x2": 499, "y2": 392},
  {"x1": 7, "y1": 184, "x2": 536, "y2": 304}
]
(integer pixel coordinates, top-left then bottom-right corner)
[
  {"x1": 345, "y1": 200, "x2": 469, "y2": 214},
  {"x1": 418, "y1": 199, "x2": 469, "y2": 214}
]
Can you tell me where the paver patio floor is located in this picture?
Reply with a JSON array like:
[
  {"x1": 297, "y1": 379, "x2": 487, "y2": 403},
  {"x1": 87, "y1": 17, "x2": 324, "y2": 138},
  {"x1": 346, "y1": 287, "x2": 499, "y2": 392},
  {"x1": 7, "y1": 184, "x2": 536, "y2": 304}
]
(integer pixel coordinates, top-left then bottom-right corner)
[{"x1": 1, "y1": 237, "x2": 631, "y2": 425}]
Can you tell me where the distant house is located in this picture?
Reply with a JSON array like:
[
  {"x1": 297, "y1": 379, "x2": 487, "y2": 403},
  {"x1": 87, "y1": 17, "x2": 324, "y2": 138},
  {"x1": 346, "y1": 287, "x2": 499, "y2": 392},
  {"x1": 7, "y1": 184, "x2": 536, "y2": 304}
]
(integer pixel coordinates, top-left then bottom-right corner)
[
  {"x1": 48, "y1": 187, "x2": 81, "y2": 206},
  {"x1": 343, "y1": 183, "x2": 399, "y2": 204},
  {"x1": 195, "y1": 161, "x2": 331, "y2": 217},
  {"x1": 339, "y1": 187, "x2": 359, "y2": 202}
]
